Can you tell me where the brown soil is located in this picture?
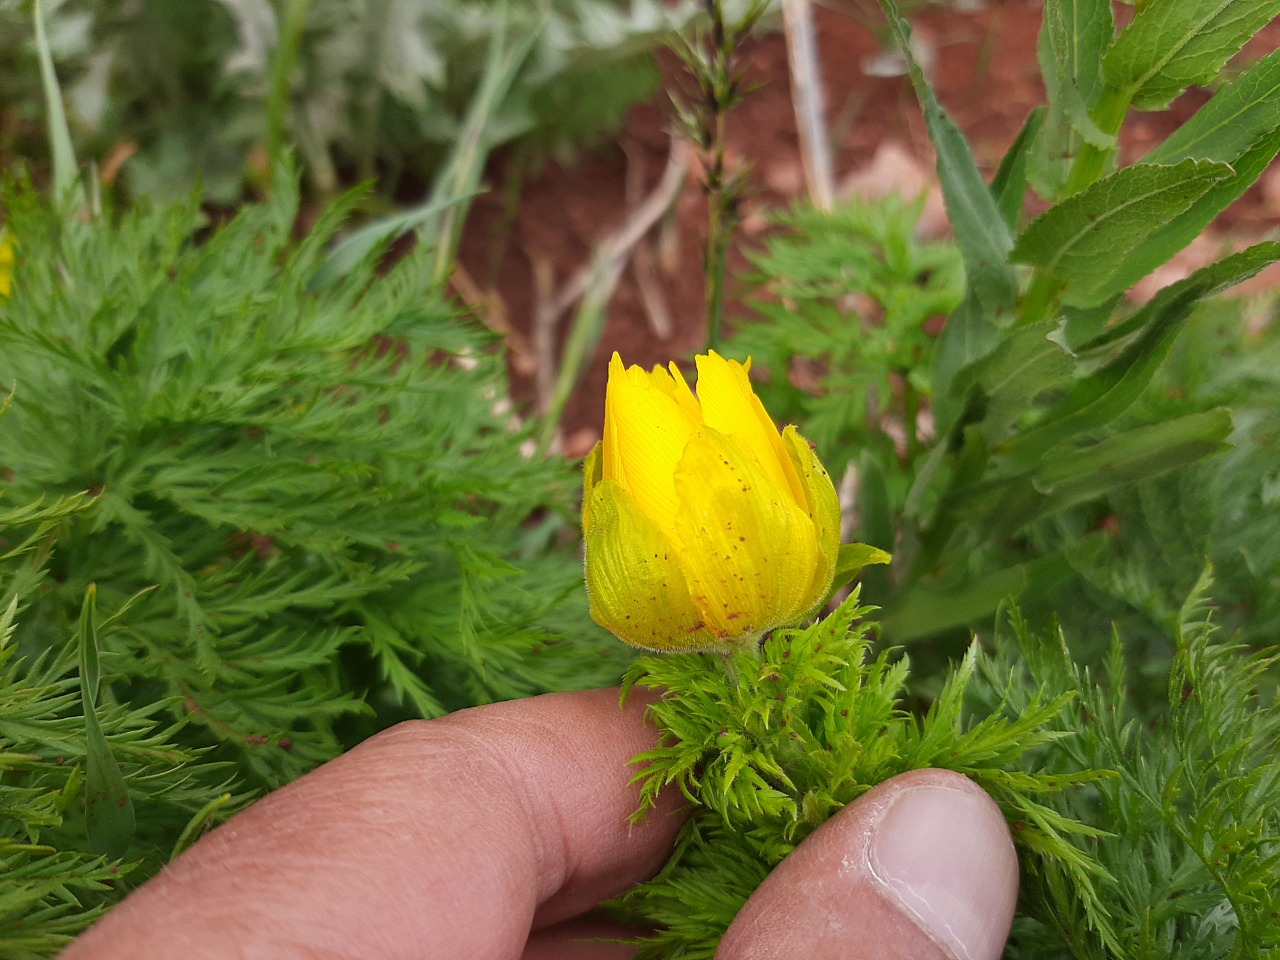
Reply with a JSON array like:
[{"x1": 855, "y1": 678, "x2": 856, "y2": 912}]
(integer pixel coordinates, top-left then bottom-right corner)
[{"x1": 456, "y1": 1, "x2": 1280, "y2": 453}]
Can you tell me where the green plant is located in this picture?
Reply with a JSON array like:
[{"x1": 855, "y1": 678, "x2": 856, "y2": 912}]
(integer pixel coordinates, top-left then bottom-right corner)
[
  {"x1": 732, "y1": 193, "x2": 964, "y2": 487},
  {"x1": 975, "y1": 573, "x2": 1280, "y2": 958},
  {"x1": 0, "y1": 167, "x2": 629, "y2": 805},
  {"x1": 613, "y1": 590, "x2": 1114, "y2": 958},
  {"x1": 667, "y1": 0, "x2": 770, "y2": 349},
  {"x1": 616, "y1": 2, "x2": 1280, "y2": 955},
  {"x1": 0, "y1": 482, "x2": 242, "y2": 959},
  {"x1": 725, "y1": 0, "x2": 1280, "y2": 665}
]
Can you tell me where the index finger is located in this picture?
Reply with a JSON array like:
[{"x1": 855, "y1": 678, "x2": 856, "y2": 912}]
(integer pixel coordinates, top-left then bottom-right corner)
[{"x1": 62, "y1": 688, "x2": 685, "y2": 960}]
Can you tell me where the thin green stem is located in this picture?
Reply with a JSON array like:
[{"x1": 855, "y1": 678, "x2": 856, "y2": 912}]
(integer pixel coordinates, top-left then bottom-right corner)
[
  {"x1": 705, "y1": 139, "x2": 729, "y2": 350},
  {"x1": 266, "y1": 0, "x2": 313, "y2": 170},
  {"x1": 1019, "y1": 271, "x2": 1066, "y2": 328},
  {"x1": 1060, "y1": 85, "x2": 1132, "y2": 199},
  {"x1": 702, "y1": 2, "x2": 731, "y2": 352},
  {"x1": 902, "y1": 377, "x2": 919, "y2": 466}
]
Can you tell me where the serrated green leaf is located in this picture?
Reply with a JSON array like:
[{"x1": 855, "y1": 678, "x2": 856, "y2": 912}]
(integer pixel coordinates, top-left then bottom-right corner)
[
  {"x1": 1032, "y1": 408, "x2": 1233, "y2": 500},
  {"x1": 1044, "y1": 0, "x2": 1116, "y2": 146},
  {"x1": 997, "y1": 242, "x2": 1280, "y2": 475},
  {"x1": 877, "y1": 0, "x2": 1016, "y2": 427},
  {"x1": 1030, "y1": 1, "x2": 1116, "y2": 198},
  {"x1": 953, "y1": 322, "x2": 1076, "y2": 442},
  {"x1": 999, "y1": 299, "x2": 1185, "y2": 470},
  {"x1": 1102, "y1": 0, "x2": 1280, "y2": 111},
  {"x1": 877, "y1": 0, "x2": 1017, "y2": 320},
  {"x1": 1145, "y1": 49, "x2": 1280, "y2": 165},
  {"x1": 932, "y1": 293, "x2": 1002, "y2": 426},
  {"x1": 1074, "y1": 240, "x2": 1280, "y2": 355},
  {"x1": 991, "y1": 106, "x2": 1046, "y2": 229},
  {"x1": 1011, "y1": 158, "x2": 1233, "y2": 307}
]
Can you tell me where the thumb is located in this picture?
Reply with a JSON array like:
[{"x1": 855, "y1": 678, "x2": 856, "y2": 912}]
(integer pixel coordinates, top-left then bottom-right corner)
[{"x1": 717, "y1": 769, "x2": 1019, "y2": 960}]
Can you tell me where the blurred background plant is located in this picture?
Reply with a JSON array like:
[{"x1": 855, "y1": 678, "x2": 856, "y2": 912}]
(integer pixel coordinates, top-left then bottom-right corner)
[{"x1": 0, "y1": 0, "x2": 700, "y2": 202}]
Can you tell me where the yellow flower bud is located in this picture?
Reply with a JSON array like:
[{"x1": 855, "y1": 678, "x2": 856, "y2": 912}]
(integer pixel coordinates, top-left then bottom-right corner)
[
  {"x1": 0, "y1": 232, "x2": 13, "y2": 299},
  {"x1": 583, "y1": 350, "x2": 842, "y2": 652}
]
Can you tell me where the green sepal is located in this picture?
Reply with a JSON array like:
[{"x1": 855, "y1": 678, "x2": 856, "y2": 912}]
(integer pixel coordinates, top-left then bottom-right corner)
[{"x1": 827, "y1": 543, "x2": 892, "y2": 598}]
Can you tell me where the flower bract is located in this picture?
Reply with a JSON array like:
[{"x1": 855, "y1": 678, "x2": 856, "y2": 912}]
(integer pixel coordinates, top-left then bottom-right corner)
[
  {"x1": 0, "y1": 232, "x2": 13, "y2": 299},
  {"x1": 583, "y1": 351, "x2": 841, "y2": 652}
]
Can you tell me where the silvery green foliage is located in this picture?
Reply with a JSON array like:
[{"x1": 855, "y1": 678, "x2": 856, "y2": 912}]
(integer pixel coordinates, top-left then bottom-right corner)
[{"x1": 1, "y1": 0, "x2": 702, "y2": 199}]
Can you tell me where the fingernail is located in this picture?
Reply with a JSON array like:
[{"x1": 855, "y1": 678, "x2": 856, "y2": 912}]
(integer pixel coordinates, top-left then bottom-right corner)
[{"x1": 868, "y1": 783, "x2": 1018, "y2": 960}]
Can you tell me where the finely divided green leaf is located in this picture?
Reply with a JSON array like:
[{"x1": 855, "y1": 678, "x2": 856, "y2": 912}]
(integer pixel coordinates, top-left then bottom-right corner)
[
  {"x1": 1102, "y1": 0, "x2": 1280, "y2": 111},
  {"x1": 1011, "y1": 158, "x2": 1233, "y2": 307}
]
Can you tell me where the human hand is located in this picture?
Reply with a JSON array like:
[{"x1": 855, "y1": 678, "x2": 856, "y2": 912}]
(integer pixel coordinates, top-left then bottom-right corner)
[{"x1": 61, "y1": 688, "x2": 1018, "y2": 960}]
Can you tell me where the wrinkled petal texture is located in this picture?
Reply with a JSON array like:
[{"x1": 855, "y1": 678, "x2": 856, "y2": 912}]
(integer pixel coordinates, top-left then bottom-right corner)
[
  {"x1": 671, "y1": 427, "x2": 818, "y2": 639},
  {"x1": 694, "y1": 353, "x2": 806, "y2": 508},
  {"x1": 781, "y1": 426, "x2": 842, "y2": 613},
  {"x1": 587, "y1": 351, "x2": 841, "y2": 651},
  {"x1": 584, "y1": 477, "x2": 722, "y2": 652},
  {"x1": 602, "y1": 353, "x2": 696, "y2": 523}
]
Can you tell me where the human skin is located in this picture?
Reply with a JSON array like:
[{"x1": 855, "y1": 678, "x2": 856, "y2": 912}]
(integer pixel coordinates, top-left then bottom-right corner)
[{"x1": 61, "y1": 688, "x2": 1018, "y2": 960}]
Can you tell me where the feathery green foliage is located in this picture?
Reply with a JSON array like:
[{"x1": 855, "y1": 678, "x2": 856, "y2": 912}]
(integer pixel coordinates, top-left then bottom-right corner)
[
  {"x1": 614, "y1": 590, "x2": 1113, "y2": 958},
  {"x1": 0, "y1": 485, "x2": 240, "y2": 959},
  {"x1": 0, "y1": 170, "x2": 629, "y2": 796},
  {"x1": 732, "y1": 195, "x2": 965, "y2": 480},
  {"x1": 974, "y1": 572, "x2": 1280, "y2": 958}
]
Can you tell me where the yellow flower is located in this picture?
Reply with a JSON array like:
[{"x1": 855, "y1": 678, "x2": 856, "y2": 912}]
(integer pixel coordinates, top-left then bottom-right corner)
[
  {"x1": 583, "y1": 350, "x2": 842, "y2": 652},
  {"x1": 0, "y1": 232, "x2": 13, "y2": 299}
]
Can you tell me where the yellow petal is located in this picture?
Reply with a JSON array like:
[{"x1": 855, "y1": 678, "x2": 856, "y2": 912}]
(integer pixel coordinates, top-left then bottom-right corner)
[
  {"x1": 0, "y1": 233, "x2": 13, "y2": 299},
  {"x1": 781, "y1": 426, "x2": 842, "y2": 613},
  {"x1": 604, "y1": 354, "x2": 698, "y2": 525},
  {"x1": 669, "y1": 426, "x2": 819, "y2": 638},
  {"x1": 693, "y1": 352, "x2": 806, "y2": 509},
  {"x1": 602, "y1": 353, "x2": 627, "y2": 484},
  {"x1": 584, "y1": 477, "x2": 725, "y2": 652},
  {"x1": 581, "y1": 442, "x2": 603, "y2": 539},
  {"x1": 653, "y1": 361, "x2": 702, "y2": 421}
]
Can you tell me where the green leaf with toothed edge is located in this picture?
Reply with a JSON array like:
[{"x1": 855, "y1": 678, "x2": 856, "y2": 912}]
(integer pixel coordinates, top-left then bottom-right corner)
[
  {"x1": 1102, "y1": 0, "x2": 1280, "y2": 111},
  {"x1": 877, "y1": 0, "x2": 1017, "y2": 321},
  {"x1": 1010, "y1": 159, "x2": 1233, "y2": 308}
]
